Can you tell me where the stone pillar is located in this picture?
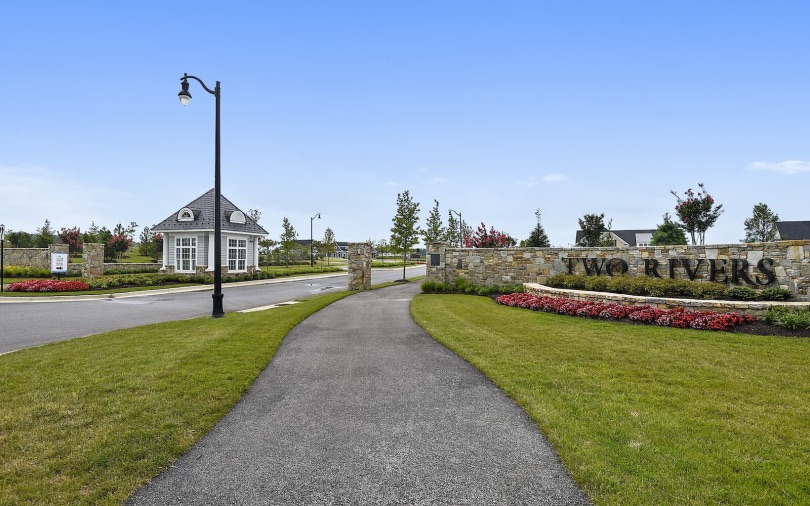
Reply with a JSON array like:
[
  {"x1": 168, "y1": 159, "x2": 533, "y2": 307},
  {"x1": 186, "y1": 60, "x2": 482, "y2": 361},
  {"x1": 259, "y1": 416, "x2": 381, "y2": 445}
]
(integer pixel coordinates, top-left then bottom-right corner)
[
  {"x1": 426, "y1": 242, "x2": 447, "y2": 284},
  {"x1": 82, "y1": 243, "x2": 104, "y2": 278},
  {"x1": 348, "y1": 242, "x2": 372, "y2": 290}
]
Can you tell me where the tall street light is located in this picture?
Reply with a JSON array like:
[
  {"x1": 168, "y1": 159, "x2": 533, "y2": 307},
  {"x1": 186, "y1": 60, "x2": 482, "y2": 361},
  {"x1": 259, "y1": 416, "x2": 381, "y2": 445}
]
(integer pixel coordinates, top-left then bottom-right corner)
[
  {"x1": 310, "y1": 213, "x2": 321, "y2": 267},
  {"x1": 0, "y1": 224, "x2": 5, "y2": 293},
  {"x1": 178, "y1": 73, "x2": 224, "y2": 318},
  {"x1": 450, "y1": 209, "x2": 462, "y2": 247}
]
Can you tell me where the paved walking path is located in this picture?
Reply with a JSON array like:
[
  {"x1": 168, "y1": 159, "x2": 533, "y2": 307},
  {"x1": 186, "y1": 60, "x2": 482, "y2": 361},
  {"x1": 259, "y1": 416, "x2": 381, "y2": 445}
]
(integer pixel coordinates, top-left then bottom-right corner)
[{"x1": 126, "y1": 283, "x2": 591, "y2": 505}]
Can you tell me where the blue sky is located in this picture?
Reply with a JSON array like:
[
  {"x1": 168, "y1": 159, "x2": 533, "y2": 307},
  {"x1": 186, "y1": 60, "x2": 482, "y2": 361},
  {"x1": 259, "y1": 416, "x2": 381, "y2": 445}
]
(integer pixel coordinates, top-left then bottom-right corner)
[{"x1": 2, "y1": 1, "x2": 809, "y2": 247}]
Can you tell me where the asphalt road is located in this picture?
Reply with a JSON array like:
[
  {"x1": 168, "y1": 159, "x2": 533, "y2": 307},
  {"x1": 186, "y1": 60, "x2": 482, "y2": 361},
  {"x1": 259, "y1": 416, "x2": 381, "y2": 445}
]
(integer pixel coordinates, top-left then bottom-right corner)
[
  {"x1": 126, "y1": 282, "x2": 591, "y2": 505},
  {"x1": 0, "y1": 266, "x2": 424, "y2": 354}
]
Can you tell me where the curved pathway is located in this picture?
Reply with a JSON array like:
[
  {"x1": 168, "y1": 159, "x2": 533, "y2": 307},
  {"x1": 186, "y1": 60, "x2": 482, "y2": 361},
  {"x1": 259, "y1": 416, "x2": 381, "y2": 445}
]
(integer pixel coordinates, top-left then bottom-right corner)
[{"x1": 127, "y1": 282, "x2": 590, "y2": 505}]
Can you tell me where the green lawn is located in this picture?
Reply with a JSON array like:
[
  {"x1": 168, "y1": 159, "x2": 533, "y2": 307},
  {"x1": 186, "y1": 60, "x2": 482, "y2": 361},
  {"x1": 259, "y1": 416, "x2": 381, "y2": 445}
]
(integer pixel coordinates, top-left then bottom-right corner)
[
  {"x1": 0, "y1": 290, "x2": 353, "y2": 505},
  {"x1": 410, "y1": 294, "x2": 810, "y2": 506}
]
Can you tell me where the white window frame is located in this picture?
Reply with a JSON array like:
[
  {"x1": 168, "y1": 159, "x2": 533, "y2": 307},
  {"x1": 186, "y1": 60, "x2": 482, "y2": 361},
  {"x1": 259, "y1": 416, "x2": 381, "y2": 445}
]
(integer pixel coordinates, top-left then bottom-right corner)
[
  {"x1": 177, "y1": 207, "x2": 195, "y2": 221},
  {"x1": 175, "y1": 236, "x2": 197, "y2": 272},
  {"x1": 228, "y1": 237, "x2": 247, "y2": 272}
]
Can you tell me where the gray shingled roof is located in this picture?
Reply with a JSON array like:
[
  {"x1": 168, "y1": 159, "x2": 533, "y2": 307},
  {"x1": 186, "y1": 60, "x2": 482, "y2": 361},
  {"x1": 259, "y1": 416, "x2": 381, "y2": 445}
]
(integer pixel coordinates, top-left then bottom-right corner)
[
  {"x1": 152, "y1": 189, "x2": 268, "y2": 236},
  {"x1": 575, "y1": 229, "x2": 656, "y2": 246},
  {"x1": 776, "y1": 221, "x2": 810, "y2": 240}
]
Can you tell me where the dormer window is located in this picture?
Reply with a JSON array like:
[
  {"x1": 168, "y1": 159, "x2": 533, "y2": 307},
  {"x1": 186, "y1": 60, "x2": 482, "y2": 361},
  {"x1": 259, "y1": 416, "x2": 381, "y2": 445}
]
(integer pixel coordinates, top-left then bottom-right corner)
[
  {"x1": 229, "y1": 210, "x2": 246, "y2": 224},
  {"x1": 177, "y1": 207, "x2": 195, "y2": 221}
]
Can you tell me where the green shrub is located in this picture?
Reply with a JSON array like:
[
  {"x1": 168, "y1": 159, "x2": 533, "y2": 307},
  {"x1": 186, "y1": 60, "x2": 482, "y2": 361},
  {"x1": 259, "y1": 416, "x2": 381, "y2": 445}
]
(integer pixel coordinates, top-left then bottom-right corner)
[
  {"x1": 725, "y1": 286, "x2": 760, "y2": 301},
  {"x1": 759, "y1": 287, "x2": 793, "y2": 301}
]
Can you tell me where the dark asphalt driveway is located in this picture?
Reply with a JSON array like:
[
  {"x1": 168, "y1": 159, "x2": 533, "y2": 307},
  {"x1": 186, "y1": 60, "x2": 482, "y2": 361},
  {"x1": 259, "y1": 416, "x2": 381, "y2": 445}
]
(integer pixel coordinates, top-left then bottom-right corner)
[{"x1": 127, "y1": 282, "x2": 591, "y2": 505}]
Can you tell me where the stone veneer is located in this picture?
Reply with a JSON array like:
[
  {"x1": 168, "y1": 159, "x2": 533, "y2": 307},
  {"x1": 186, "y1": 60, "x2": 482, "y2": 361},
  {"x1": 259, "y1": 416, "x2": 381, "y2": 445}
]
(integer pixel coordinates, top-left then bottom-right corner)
[
  {"x1": 347, "y1": 242, "x2": 372, "y2": 291},
  {"x1": 426, "y1": 241, "x2": 810, "y2": 301}
]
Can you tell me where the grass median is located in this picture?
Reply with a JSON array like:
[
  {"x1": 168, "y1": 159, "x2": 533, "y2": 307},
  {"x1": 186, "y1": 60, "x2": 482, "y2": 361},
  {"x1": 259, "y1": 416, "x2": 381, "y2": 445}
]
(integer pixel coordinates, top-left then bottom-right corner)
[
  {"x1": 411, "y1": 294, "x2": 810, "y2": 506},
  {"x1": 0, "y1": 290, "x2": 354, "y2": 505}
]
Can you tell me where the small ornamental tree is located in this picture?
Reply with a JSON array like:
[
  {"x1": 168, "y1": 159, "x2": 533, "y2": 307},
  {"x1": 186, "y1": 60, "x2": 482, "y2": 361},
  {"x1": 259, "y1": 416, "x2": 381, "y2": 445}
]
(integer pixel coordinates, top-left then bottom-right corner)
[
  {"x1": 58, "y1": 226, "x2": 82, "y2": 255},
  {"x1": 464, "y1": 223, "x2": 510, "y2": 248},
  {"x1": 247, "y1": 208, "x2": 261, "y2": 224},
  {"x1": 390, "y1": 190, "x2": 422, "y2": 280},
  {"x1": 743, "y1": 203, "x2": 779, "y2": 243},
  {"x1": 108, "y1": 234, "x2": 132, "y2": 259},
  {"x1": 670, "y1": 183, "x2": 723, "y2": 245},
  {"x1": 322, "y1": 227, "x2": 337, "y2": 265},
  {"x1": 650, "y1": 213, "x2": 687, "y2": 246}
]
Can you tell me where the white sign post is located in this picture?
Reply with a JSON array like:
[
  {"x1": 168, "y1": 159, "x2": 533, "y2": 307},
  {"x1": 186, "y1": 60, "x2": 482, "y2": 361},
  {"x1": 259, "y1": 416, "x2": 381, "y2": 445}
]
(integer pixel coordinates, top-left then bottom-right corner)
[{"x1": 51, "y1": 251, "x2": 69, "y2": 280}]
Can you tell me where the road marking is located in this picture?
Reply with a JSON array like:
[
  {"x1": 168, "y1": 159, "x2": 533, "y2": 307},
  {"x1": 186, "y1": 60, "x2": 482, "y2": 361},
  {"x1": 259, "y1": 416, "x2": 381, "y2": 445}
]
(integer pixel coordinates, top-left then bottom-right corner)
[{"x1": 238, "y1": 300, "x2": 301, "y2": 313}]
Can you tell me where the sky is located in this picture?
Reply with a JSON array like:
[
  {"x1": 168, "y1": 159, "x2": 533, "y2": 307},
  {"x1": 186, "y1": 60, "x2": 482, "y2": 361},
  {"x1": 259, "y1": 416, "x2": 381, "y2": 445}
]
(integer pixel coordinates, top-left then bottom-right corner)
[{"x1": 2, "y1": 1, "x2": 809, "y2": 247}]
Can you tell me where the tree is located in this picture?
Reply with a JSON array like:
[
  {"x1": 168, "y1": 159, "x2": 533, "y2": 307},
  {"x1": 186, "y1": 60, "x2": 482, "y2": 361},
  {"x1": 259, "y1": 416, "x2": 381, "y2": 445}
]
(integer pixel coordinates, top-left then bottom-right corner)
[
  {"x1": 58, "y1": 227, "x2": 83, "y2": 256},
  {"x1": 138, "y1": 226, "x2": 159, "y2": 259},
  {"x1": 577, "y1": 213, "x2": 614, "y2": 247},
  {"x1": 108, "y1": 234, "x2": 132, "y2": 259},
  {"x1": 524, "y1": 209, "x2": 550, "y2": 247},
  {"x1": 114, "y1": 222, "x2": 139, "y2": 239},
  {"x1": 422, "y1": 200, "x2": 446, "y2": 249},
  {"x1": 670, "y1": 183, "x2": 723, "y2": 245},
  {"x1": 248, "y1": 208, "x2": 261, "y2": 224},
  {"x1": 743, "y1": 203, "x2": 779, "y2": 243},
  {"x1": 464, "y1": 222, "x2": 511, "y2": 248},
  {"x1": 321, "y1": 227, "x2": 336, "y2": 265},
  {"x1": 7, "y1": 230, "x2": 34, "y2": 248},
  {"x1": 34, "y1": 219, "x2": 56, "y2": 248},
  {"x1": 650, "y1": 213, "x2": 687, "y2": 246},
  {"x1": 445, "y1": 212, "x2": 460, "y2": 246},
  {"x1": 390, "y1": 190, "x2": 422, "y2": 281},
  {"x1": 280, "y1": 217, "x2": 298, "y2": 267}
]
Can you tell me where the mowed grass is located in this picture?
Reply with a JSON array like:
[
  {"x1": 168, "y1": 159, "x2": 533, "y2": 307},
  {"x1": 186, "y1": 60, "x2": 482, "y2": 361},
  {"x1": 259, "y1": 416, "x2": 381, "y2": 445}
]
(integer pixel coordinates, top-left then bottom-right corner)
[
  {"x1": 0, "y1": 290, "x2": 353, "y2": 505},
  {"x1": 410, "y1": 294, "x2": 810, "y2": 506}
]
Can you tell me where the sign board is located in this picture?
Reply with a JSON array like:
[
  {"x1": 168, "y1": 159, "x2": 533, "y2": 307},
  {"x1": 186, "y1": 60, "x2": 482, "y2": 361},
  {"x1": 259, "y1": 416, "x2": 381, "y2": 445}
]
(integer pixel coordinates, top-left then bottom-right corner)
[{"x1": 51, "y1": 252, "x2": 69, "y2": 274}]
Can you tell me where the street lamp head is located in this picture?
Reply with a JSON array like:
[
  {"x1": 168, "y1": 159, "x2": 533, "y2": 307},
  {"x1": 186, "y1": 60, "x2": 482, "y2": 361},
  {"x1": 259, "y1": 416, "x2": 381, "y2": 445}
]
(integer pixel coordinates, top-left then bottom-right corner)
[
  {"x1": 178, "y1": 77, "x2": 192, "y2": 106},
  {"x1": 316, "y1": 213, "x2": 321, "y2": 220}
]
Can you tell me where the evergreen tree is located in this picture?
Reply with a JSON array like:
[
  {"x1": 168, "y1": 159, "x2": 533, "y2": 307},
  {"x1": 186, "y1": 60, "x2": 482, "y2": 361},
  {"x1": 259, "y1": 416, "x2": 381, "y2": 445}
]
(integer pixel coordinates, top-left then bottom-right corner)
[
  {"x1": 247, "y1": 208, "x2": 261, "y2": 224},
  {"x1": 650, "y1": 213, "x2": 687, "y2": 245},
  {"x1": 422, "y1": 200, "x2": 446, "y2": 248},
  {"x1": 445, "y1": 212, "x2": 460, "y2": 246},
  {"x1": 280, "y1": 217, "x2": 298, "y2": 267},
  {"x1": 390, "y1": 190, "x2": 421, "y2": 280},
  {"x1": 34, "y1": 219, "x2": 56, "y2": 248},
  {"x1": 743, "y1": 203, "x2": 779, "y2": 243},
  {"x1": 525, "y1": 209, "x2": 550, "y2": 247}
]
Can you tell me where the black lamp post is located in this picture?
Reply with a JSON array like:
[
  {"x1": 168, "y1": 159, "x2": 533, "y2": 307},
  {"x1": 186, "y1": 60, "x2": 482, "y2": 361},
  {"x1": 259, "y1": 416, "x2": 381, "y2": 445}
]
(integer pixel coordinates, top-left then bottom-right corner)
[
  {"x1": 0, "y1": 224, "x2": 5, "y2": 294},
  {"x1": 450, "y1": 209, "x2": 462, "y2": 247},
  {"x1": 310, "y1": 213, "x2": 320, "y2": 267},
  {"x1": 178, "y1": 73, "x2": 224, "y2": 318}
]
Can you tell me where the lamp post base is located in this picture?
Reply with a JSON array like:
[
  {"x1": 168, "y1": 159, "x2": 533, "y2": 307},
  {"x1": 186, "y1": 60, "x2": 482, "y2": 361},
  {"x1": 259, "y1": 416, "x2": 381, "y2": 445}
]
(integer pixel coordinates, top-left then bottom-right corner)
[{"x1": 212, "y1": 293, "x2": 225, "y2": 318}]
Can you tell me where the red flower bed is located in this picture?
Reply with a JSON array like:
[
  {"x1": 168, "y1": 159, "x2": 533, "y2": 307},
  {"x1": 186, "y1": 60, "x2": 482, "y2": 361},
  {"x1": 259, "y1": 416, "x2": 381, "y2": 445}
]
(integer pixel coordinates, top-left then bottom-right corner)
[
  {"x1": 7, "y1": 279, "x2": 90, "y2": 293},
  {"x1": 495, "y1": 292, "x2": 754, "y2": 332}
]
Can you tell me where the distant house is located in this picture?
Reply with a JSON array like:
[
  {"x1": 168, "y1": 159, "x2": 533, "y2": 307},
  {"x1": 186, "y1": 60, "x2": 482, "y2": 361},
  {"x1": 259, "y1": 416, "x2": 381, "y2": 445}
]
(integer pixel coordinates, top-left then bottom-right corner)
[
  {"x1": 295, "y1": 239, "x2": 350, "y2": 258},
  {"x1": 152, "y1": 189, "x2": 268, "y2": 274},
  {"x1": 774, "y1": 221, "x2": 810, "y2": 241},
  {"x1": 575, "y1": 229, "x2": 656, "y2": 247}
]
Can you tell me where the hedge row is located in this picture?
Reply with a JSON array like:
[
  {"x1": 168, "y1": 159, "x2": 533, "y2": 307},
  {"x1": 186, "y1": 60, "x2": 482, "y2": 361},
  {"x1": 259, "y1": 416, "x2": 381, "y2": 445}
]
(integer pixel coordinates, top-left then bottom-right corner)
[{"x1": 546, "y1": 274, "x2": 793, "y2": 301}]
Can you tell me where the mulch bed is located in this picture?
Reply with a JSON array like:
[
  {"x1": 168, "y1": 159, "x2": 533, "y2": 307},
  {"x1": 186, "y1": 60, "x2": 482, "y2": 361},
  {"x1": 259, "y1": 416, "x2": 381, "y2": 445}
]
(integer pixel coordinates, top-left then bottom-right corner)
[{"x1": 486, "y1": 293, "x2": 809, "y2": 338}]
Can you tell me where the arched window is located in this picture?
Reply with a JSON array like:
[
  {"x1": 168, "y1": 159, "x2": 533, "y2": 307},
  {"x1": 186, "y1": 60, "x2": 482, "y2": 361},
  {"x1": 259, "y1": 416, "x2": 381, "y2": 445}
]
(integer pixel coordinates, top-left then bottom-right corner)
[
  {"x1": 177, "y1": 208, "x2": 195, "y2": 221},
  {"x1": 230, "y1": 210, "x2": 246, "y2": 224}
]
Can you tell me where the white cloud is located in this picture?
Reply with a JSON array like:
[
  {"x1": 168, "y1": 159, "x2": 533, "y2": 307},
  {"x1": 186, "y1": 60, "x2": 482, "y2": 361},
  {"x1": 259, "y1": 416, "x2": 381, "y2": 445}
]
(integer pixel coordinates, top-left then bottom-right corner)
[
  {"x1": 747, "y1": 160, "x2": 810, "y2": 175},
  {"x1": 542, "y1": 173, "x2": 567, "y2": 182},
  {"x1": 385, "y1": 181, "x2": 398, "y2": 186},
  {"x1": 417, "y1": 167, "x2": 429, "y2": 173},
  {"x1": 429, "y1": 177, "x2": 448, "y2": 184},
  {"x1": 516, "y1": 173, "x2": 567, "y2": 187}
]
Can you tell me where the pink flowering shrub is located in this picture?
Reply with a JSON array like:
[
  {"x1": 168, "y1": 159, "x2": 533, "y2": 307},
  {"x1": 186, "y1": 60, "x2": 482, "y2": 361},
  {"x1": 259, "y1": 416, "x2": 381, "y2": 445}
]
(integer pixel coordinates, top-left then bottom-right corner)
[
  {"x1": 495, "y1": 292, "x2": 754, "y2": 331},
  {"x1": 7, "y1": 279, "x2": 90, "y2": 293}
]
